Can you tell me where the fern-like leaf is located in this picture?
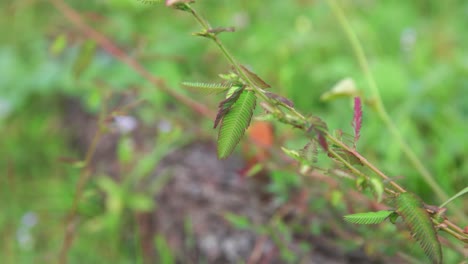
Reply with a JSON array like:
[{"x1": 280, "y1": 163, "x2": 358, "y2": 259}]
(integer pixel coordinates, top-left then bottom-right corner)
[
  {"x1": 395, "y1": 192, "x2": 442, "y2": 264},
  {"x1": 182, "y1": 82, "x2": 232, "y2": 95},
  {"x1": 217, "y1": 91, "x2": 256, "y2": 159},
  {"x1": 136, "y1": 0, "x2": 161, "y2": 5},
  {"x1": 344, "y1": 210, "x2": 394, "y2": 224}
]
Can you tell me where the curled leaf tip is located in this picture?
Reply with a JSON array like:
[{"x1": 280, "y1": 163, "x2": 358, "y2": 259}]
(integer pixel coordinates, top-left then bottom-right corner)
[{"x1": 166, "y1": 0, "x2": 194, "y2": 8}]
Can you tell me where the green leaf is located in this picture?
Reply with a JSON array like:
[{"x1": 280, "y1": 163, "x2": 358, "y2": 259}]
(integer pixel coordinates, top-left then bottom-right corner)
[
  {"x1": 154, "y1": 235, "x2": 175, "y2": 264},
  {"x1": 127, "y1": 194, "x2": 154, "y2": 212},
  {"x1": 394, "y1": 192, "x2": 442, "y2": 264},
  {"x1": 281, "y1": 147, "x2": 302, "y2": 161},
  {"x1": 182, "y1": 81, "x2": 232, "y2": 95},
  {"x1": 217, "y1": 90, "x2": 256, "y2": 159},
  {"x1": 137, "y1": 0, "x2": 162, "y2": 5},
  {"x1": 344, "y1": 210, "x2": 394, "y2": 224},
  {"x1": 225, "y1": 85, "x2": 243, "y2": 99},
  {"x1": 72, "y1": 40, "x2": 96, "y2": 78},
  {"x1": 50, "y1": 34, "x2": 67, "y2": 56},
  {"x1": 224, "y1": 213, "x2": 251, "y2": 229},
  {"x1": 370, "y1": 177, "x2": 384, "y2": 202}
]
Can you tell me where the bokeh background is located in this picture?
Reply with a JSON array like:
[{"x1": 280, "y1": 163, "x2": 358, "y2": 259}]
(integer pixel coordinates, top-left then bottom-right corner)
[{"x1": 1, "y1": 0, "x2": 467, "y2": 263}]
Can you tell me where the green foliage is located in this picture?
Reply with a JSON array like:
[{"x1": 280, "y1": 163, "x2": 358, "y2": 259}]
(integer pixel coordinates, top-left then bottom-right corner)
[
  {"x1": 344, "y1": 210, "x2": 394, "y2": 225},
  {"x1": 217, "y1": 90, "x2": 256, "y2": 159},
  {"x1": 1, "y1": 0, "x2": 467, "y2": 262},
  {"x1": 154, "y1": 235, "x2": 175, "y2": 264},
  {"x1": 439, "y1": 187, "x2": 468, "y2": 208},
  {"x1": 181, "y1": 81, "x2": 232, "y2": 94},
  {"x1": 394, "y1": 192, "x2": 442, "y2": 264},
  {"x1": 223, "y1": 213, "x2": 252, "y2": 229},
  {"x1": 213, "y1": 85, "x2": 243, "y2": 128}
]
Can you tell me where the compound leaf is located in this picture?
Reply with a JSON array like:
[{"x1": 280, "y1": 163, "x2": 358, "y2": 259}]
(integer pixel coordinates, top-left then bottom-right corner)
[
  {"x1": 395, "y1": 192, "x2": 442, "y2": 264},
  {"x1": 182, "y1": 82, "x2": 232, "y2": 94},
  {"x1": 344, "y1": 210, "x2": 394, "y2": 225},
  {"x1": 217, "y1": 91, "x2": 256, "y2": 159}
]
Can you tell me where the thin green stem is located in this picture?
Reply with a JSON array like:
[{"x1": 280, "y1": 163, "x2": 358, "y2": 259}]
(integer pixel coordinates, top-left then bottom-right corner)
[
  {"x1": 327, "y1": 134, "x2": 405, "y2": 193},
  {"x1": 186, "y1": 4, "x2": 274, "y2": 105},
  {"x1": 325, "y1": 0, "x2": 450, "y2": 204},
  {"x1": 58, "y1": 100, "x2": 107, "y2": 264}
]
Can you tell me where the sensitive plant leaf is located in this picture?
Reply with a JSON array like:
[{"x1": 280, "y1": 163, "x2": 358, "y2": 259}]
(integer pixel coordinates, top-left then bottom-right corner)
[
  {"x1": 306, "y1": 116, "x2": 329, "y2": 151},
  {"x1": 333, "y1": 129, "x2": 354, "y2": 148},
  {"x1": 265, "y1": 91, "x2": 294, "y2": 107},
  {"x1": 239, "y1": 65, "x2": 271, "y2": 89},
  {"x1": 344, "y1": 210, "x2": 394, "y2": 224},
  {"x1": 352, "y1": 97, "x2": 363, "y2": 149},
  {"x1": 317, "y1": 132, "x2": 329, "y2": 152},
  {"x1": 281, "y1": 147, "x2": 302, "y2": 162},
  {"x1": 395, "y1": 192, "x2": 442, "y2": 264},
  {"x1": 308, "y1": 116, "x2": 328, "y2": 132},
  {"x1": 217, "y1": 91, "x2": 256, "y2": 159},
  {"x1": 320, "y1": 77, "x2": 359, "y2": 101},
  {"x1": 214, "y1": 87, "x2": 243, "y2": 128},
  {"x1": 299, "y1": 141, "x2": 318, "y2": 164},
  {"x1": 331, "y1": 148, "x2": 363, "y2": 166},
  {"x1": 225, "y1": 85, "x2": 243, "y2": 99},
  {"x1": 182, "y1": 82, "x2": 232, "y2": 94},
  {"x1": 137, "y1": 0, "x2": 162, "y2": 5},
  {"x1": 219, "y1": 72, "x2": 240, "y2": 82}
]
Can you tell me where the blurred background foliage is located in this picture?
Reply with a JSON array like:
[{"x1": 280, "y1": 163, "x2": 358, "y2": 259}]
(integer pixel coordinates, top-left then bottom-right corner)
[{"x1": 1, "y1": 0, "x2": 467, "y2": 263}]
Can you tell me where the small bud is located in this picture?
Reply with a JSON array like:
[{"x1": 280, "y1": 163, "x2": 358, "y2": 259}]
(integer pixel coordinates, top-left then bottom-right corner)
[{"x1": 166, "y1": 0, "x2": 194, "y2": 9}]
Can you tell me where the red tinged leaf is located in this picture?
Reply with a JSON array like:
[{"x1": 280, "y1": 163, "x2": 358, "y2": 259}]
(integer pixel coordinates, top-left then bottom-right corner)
[
  {"x1": 214, "y1": 88, "x2": 243, "y2": 128},
  {"x1": 352, "y1": 97, "x2": 362, "y2": 149},
  {"x1": 239, "y1": 65, "x2": 271, "y2": 89},
  {"x1": 317, "y1": 132, "x2": 329, "y2": 152},
  {"x1": 265, "y1": 91, "x2": 294, "y2": 107}
]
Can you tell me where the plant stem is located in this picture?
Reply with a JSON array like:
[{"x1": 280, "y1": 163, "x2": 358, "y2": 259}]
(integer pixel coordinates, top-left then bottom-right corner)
[
  {"x1": 58, "y1": 97, "x2": 107, "y2": 264},
  {"x1": 327, "y1": 133, "x2": 406, "y2": 193},
  {"x1": 186, "y1": 4, "x2": 274, "y2": 105}
]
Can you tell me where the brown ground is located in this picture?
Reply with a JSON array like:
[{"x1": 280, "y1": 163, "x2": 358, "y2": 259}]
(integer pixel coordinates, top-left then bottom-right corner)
[{"x1": 64, "y1": 98, "x2": 391, "y2": 264}]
